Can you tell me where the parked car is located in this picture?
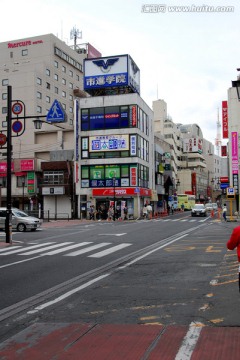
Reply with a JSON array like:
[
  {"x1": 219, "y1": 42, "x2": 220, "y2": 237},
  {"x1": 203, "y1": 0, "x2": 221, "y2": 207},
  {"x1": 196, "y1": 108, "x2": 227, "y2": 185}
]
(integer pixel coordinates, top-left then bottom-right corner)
[
  {"x1": 0, "y1": 208, "x2": 42, "y2": 232},
  {"x1": 191, "y1": 204, "x2": 207, "y2": 217}
]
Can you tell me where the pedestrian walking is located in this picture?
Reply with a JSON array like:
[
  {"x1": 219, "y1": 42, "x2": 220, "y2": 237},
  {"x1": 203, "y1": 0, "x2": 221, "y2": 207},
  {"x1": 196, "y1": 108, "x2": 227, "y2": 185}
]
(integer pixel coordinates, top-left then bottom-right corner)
[
  {"x1": 146, "y1": 203, "x2": 152, "y2": 220},
  {"x1": 181, "y1": 203, "x2": 185, "y2": 212},
  {"x1": 171, "y1": 204, "x2": 174, "y2": 215},
  {"x1": 227, "y1": 226, "x2": 240, "y2": 292},
  {"x1": 142, "y1": 204, "x2": 148, "y2": 219},
  {"x1": 167, "y1": 204, "x2": 170, "y2": 215},
  {"x1": 222, "y1": 203, "x2": 227, "y2": 221}
]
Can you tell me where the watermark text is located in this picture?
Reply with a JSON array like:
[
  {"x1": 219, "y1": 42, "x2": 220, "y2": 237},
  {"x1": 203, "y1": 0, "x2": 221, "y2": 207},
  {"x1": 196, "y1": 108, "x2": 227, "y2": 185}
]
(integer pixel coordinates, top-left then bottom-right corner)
[{"x1": 142, "y1": 4, "x2": 234, "y2": 13}]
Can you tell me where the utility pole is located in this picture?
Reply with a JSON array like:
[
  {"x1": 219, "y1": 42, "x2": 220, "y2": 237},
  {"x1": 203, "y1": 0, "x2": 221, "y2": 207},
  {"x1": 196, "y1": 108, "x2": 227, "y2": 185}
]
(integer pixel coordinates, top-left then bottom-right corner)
[{"x1": 6, "y1": 85, "x2": 12, "y2": 243}]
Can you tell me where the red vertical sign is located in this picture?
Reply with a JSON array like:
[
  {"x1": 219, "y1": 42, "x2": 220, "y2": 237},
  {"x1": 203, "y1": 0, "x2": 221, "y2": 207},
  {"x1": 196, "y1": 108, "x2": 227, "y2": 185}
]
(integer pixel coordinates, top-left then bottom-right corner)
[{"x1": 222, "y1": 101, "x2": 228, "y2": 139}]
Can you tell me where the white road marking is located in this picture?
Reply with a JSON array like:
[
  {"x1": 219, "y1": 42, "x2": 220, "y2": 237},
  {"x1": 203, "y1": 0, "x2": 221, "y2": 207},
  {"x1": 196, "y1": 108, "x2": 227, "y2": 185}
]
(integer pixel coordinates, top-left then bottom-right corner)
[
  {"x1": 65, "y1": 243, "x2": 111, "y2": 256},
  {"x1": 0, "y1": 246, "x2": 22, "y2": 253},
  {"x1": 98, "y1": 233, "x2": 127, "y2": 236},
  {"x1": 44, "y1": 242, "x2": 93, "y2": 255},
  {"x1": 89, "y1": 243, "x2": 132, "y2": 258},
  {"x1": 0, "y1": 242, "x2": 54, "y2": 255},
  {"x1": 19, "y1": 242, "x2": 73, "y2": 255},
  {"x1": 27, "y1": 274, "x2": 110, "y2": 314},
  {"x1": 175, "y1": 322, "x2": 202, "y2": 360},
  {"x1": 119, "y1": 234, "x2": 188, "y2": 269}
]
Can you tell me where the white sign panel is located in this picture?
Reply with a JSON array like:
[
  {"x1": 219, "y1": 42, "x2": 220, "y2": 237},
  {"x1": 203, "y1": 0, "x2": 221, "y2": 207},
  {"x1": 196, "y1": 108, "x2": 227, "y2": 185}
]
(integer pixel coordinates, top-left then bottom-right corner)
[
  {"x1": 42, "y1": 187, "x2": 65, "y2": 195},
  {"x1": 89, "y1": 135, "x2": 129, "y2": 152},
  {"x1": 183, "y1": 137, "x2": 203, "y2": 153}
]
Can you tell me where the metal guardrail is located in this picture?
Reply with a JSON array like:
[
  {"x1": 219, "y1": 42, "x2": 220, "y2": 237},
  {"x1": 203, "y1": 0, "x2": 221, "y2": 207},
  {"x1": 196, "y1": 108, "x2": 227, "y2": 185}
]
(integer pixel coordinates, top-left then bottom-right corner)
[{"x1": 27, "y1": 210, "x2": 70, "y2": 222}]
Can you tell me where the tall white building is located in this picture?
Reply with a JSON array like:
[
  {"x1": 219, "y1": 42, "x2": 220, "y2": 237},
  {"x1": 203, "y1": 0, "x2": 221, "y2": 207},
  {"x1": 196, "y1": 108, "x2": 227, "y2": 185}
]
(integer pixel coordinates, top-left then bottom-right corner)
[{"x1": 0, "y1": 33, "x2": 96, "y2": 216}]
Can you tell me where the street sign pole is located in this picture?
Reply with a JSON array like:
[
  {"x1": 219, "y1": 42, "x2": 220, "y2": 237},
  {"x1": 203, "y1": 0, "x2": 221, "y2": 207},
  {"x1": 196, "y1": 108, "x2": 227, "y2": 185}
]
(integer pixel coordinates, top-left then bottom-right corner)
[{"x1": 6, "y1": 86, "x2": 12, "y2": 244}]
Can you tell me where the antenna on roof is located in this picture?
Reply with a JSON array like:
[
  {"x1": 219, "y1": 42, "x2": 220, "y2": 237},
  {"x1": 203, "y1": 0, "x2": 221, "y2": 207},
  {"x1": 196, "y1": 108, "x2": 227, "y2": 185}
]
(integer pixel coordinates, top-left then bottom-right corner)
[{"x1": 70, "y1": 26, "x2": 82, "y2": 50}]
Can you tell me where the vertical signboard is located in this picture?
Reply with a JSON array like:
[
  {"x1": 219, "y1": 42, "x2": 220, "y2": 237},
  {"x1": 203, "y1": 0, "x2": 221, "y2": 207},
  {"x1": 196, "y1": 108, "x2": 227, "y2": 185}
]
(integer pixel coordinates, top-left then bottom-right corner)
[
  {"x1": 222, "y1": 101, "x2": 228, "y2": 139},
  {"x1": 74, "y1": 99, "x2": 79, "y2": 161},
  {"x1": 27, "y1": 172, "x2": 35, "y2": 194},
  {"x1": 232, "y1": 131, "x2": 239, "y2": 194}
]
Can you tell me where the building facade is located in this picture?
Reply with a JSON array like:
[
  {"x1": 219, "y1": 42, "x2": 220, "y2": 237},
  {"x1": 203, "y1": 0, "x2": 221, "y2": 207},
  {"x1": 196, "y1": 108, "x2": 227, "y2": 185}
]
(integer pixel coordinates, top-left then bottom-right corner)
[
  {"x1": 0, "y1": 33, "x2": 95, "y2": 217},
  {"x1": 75, "y1": 54, "x2": 155, "y2": 219}
]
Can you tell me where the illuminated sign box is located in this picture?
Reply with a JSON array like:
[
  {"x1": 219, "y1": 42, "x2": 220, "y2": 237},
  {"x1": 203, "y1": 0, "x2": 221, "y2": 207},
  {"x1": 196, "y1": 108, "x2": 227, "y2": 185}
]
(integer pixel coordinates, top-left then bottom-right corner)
[{"x1": 84, "y1": 54, "x2": 140, "y2": 95}]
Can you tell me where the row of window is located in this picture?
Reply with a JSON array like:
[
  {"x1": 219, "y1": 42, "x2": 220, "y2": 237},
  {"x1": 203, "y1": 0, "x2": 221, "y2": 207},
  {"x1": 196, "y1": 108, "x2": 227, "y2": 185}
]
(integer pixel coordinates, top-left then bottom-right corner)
[
  {"x1": 0, "y1": 176, "x2": 27, "y2": 188},
  {"x1": 81, "y1": 105, "x2": 149, "y2": 134},
  {"x1": 80, "y1": 164, "x2": 149, "y2": 188}
]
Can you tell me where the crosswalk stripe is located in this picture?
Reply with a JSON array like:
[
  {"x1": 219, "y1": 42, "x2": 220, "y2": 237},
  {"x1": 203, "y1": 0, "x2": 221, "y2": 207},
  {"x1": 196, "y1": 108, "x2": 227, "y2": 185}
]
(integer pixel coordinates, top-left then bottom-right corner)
[
  {"x1": 89, "y1": 243, "x2": 132, "y2": 258},
  {"x1": 19, "y1": 242, "x2": 73, "y2": 255},
  {"x1": 0, "y1": 242, "x2": 54, "y2": 255},
  {"x1": 65, "y1": 243, "x2": 111, "y2": 257},
  {"x1": 0, "y1": 246, "x2": 22, "y2": 253},
  {"x1": 44, "y1": 242, "x2": 92, "y2": 255}
]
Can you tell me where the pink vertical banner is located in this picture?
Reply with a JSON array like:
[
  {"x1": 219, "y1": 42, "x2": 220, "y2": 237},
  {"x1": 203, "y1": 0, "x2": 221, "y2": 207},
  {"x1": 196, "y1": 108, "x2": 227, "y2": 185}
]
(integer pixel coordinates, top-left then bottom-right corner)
[{"x1": 232, "y1": 132, "x2": 239, "y2": 175}]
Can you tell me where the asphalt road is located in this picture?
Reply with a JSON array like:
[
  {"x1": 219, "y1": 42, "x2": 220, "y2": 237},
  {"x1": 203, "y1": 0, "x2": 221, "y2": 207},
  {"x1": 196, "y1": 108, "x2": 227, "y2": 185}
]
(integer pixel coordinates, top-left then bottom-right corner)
[{"x1": 0, "y1": 212, "x2": 239, "y2": 358}]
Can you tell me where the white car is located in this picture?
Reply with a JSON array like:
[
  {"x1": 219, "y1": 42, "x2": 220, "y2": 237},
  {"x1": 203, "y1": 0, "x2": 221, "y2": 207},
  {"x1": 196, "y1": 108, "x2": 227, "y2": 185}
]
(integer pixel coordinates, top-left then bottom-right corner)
[
  {"x1": 191, "y1": 204, "x2": 207, "y2": 217},
  {"x1": 205, "y1": 203, "x2": 213, "y2": 212},
  {"x1": 211, "y1": 203, "x2": 218, "y2": 210}
]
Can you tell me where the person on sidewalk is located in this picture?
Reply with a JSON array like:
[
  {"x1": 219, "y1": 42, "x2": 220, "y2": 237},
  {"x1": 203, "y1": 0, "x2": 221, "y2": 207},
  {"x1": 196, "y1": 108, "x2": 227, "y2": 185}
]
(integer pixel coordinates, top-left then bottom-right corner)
[
  {"x1": 227, "y1": 226, "x2": 240, "y2": 292},
  {"x1": 222, "y1": 203, "x2": 227, "y2": 221}
]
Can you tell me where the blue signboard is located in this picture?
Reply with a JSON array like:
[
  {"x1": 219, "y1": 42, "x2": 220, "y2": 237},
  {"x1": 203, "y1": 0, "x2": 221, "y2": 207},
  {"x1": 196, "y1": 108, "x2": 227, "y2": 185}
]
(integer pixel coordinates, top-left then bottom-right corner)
[
  {"x1": 47, "y1": 100, "x2": 66, "y2": 123},
  {"x1": 220, "y1": 183, "x2": 229, "y2": 189}
]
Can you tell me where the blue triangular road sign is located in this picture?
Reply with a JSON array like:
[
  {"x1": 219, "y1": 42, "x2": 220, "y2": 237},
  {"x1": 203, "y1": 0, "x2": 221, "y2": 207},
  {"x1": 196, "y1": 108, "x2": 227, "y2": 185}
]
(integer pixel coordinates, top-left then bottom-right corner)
[{"x1": 47, "y1": 100, "x2": 66, "y2": 123}]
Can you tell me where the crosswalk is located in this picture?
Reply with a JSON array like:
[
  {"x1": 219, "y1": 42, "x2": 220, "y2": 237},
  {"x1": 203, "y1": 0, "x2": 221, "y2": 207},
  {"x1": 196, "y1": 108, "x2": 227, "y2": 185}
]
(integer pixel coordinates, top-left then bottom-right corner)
[
  {"x1": 138, "y1": 217, "x2": 208, "y2": 223},
  {"x1": 0, "y1": 241, "x2": 132, "y2": 259}
]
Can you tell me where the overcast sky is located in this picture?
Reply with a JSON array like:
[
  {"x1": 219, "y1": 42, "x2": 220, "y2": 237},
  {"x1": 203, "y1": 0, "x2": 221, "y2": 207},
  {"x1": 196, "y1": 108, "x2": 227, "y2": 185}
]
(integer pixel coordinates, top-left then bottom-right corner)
[{"x1": 1, "y1": 0, "x2": 239, "y2": 147}]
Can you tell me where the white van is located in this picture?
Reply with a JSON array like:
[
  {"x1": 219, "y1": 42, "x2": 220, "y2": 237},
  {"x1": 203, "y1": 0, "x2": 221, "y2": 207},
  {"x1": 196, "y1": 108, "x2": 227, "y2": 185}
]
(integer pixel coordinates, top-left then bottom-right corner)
[{"x1": 0, "y1": 208, "x2": 41, "y2": 232}]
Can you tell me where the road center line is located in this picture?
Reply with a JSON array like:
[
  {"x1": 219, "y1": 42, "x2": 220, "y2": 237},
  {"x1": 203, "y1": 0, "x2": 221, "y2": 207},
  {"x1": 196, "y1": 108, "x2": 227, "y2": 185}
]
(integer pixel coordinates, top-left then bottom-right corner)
[
  {"x1": 28, "y1": 274, "x2": 110, "y2": 314},
  {"x1": 118, "y1": 234, "x2": 188, "y2": 269}
]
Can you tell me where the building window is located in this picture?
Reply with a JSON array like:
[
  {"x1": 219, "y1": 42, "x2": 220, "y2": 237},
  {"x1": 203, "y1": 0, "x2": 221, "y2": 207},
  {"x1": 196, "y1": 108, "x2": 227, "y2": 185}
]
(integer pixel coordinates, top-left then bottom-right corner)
[
  {"x1": 69, "y1": 107, "x2": 73, "y2": 113},
  {"x1": 17, "y1": 175, "x2": 27, "y2": 188},
  {"x1": 37, "y1": 106, "x2": 42, "y2": 113},
  {"x1": 2, "y1": 107, "x2": 7, "y2": 114},
  {"x1": 62, "y1": 91, "x2": 66, "y2": 98},
  {"x1": 54, "y1": 74, "x2": 58, "y2": 81},
  {"x1": 69, "y1": 82, "x2": 73, "y2": 89},
  {"x1": 69, "y1": 70, "x2": 73, "y2": 77},
  {"x1": 46, "y1": 82, "x2": 50, "y2": 89},
  {"x1": 37, "y1": 91, "x2": 42, "y2": 99},
  {"x1": 62, "y1": 65, "x2": 66, "y2": 73},
  {"x1": 43, "y1": 171, "x2": 64, "y2": 185},
  {"x1": 37, "y1": 77, "x2": 42, "y2": 85},
  {"x1": 62, "y1": 78, "x2": 66, "y2": 85},
  {"x1": 69, "y1": 94, "x2": 73, "y2": 100},
  {"x1": 2, "y1": 93, "x2": 7, "y2": 100},
  {"x1": 54, "y1": 60, "x2": 58, "y2": 68},
  {"x1": 46, "y1": 69, "x2": 50, "y2": 76},
  {"x1": 55, "y1": 87, "x2": 58, "y2": 94},
  {"x1": 76, "y1": 74, "x2": 80, "y2": 81},
  {"x1": 62, "y1": 103, "x2": 66, "y2": 110},
  {"x1": 46, "y1": 96, "x2": 50, "y2": 103},
  {"x1": 0, "y1": 177, "x2": 6, "y2": 187},
  {"x1": 22, "y1": 49, "x2": 28, "y2": 56},
  {"x1": 2, "y1": 79, "x2": 8, "y2": 86}
]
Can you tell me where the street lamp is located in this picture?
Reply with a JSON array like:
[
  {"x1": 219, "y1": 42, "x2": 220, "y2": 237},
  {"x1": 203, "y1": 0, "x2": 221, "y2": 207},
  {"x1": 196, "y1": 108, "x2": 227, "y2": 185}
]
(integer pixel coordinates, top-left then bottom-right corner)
[
  {"x1": 113, "y1": 177, "x2": 116, "y2": 221},
  {"x1": 22, "y1": 177, "x2": 25, "y2": 210}
]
